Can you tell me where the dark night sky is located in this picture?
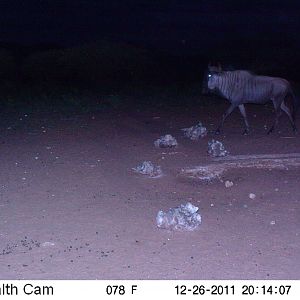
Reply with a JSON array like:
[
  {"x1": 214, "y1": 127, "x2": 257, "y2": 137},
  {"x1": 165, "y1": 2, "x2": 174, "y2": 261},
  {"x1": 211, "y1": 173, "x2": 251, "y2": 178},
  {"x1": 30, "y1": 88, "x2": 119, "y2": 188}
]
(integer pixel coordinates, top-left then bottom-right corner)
[{"x1": 0, "y1": 0, "x2": 299, "y2": 55}]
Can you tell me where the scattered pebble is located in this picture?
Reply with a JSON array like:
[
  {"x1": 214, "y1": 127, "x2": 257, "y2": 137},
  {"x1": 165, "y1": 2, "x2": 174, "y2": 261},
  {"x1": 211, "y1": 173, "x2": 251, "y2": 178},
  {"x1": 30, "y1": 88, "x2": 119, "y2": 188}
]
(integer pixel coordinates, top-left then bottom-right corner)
[
  {"x1": 156, "y1": 202, "x2": 202, "y2": 231},
  {"x1": 133, "y1": 161, "x2": 163, "y2": 178},
  {"x1": 182, "y1": 122, "x2": 207, "y2": 140},
  {"x1": 270, "y1": 220, "x2": 276, "y2": 225},
  {"x1": 41, "y1": 242, "x2": 55, "y2": 247},
  {"x1": 208, "y1": 140, "x2": 228, "y2": 157},
  {"x1": 154, "y1": 134, "x2": 178, "y2": 148},
  {"x1": 249, "y1": 193, "x2": 256, "y2": 199},
  {"x1": 225, "y1": 180, "x2": 234, "y2": 188}
]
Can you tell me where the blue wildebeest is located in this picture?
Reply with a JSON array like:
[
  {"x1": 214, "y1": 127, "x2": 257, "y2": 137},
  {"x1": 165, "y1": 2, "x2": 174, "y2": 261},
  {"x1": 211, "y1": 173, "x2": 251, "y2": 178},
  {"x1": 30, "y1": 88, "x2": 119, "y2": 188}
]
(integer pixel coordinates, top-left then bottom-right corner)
[{"x1": 206, "y1": 70, "x2": 298, "y2": 135}]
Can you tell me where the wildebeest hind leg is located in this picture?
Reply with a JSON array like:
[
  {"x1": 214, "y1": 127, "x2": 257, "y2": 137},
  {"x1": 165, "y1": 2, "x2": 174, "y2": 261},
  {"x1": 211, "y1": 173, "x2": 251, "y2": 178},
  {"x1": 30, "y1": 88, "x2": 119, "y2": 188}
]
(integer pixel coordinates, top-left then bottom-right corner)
[
  {"x1": 280, "y1": 101, "x2": 297, "y2": 133},
  {"x1": 238, "y1": 104, "x2": 250, "y2": 134},
  {"x1": 268, "y1": 100, "x2": 282, "y2": 134},
  {"x1": 215, "y1": 104, "x2": 237, "y2": 134}
]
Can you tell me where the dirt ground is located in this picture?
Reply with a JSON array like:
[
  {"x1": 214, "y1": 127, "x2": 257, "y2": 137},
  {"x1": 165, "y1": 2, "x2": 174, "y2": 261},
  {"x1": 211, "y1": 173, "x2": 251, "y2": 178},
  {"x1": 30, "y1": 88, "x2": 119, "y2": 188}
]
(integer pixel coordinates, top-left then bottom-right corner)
[{"x1": 0, "y1": 97, "x2": 299, "y2": 280}]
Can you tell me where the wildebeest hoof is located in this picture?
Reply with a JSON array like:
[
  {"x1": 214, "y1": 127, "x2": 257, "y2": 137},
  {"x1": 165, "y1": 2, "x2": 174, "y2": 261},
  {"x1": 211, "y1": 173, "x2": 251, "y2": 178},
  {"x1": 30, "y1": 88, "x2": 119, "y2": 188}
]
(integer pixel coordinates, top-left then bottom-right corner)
[
  {"x1": 267, "y1": 127, "x2": 274, "y2": 135},
  {"x1": 293, "y1": 127, "x2": 298, "y2": 134},
  {"x1": 242, "y1": 129, "x2": 250, "y2": 135}
]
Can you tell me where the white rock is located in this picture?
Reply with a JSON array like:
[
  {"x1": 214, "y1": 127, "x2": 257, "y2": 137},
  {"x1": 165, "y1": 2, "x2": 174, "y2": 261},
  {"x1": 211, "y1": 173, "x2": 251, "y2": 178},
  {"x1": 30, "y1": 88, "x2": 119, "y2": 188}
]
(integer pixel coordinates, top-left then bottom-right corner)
[
  {"x1": 154, "y1": 134, "x2": 178, "y2": 148},
  {"x1": 208, "y1": 139, "x2": 228, "y2": 157},
  {"x1": 133, "y1": 161, "x2": 163, "y2": 178},
  {"x1": 41, "y1": 242, "x2": 55, "y2": 247},
  {"x1": 182, "y1": 122, "x2": 207, "y2": 140},
  {"x1": 156, "y1": 202, "x2": 201, "y2": 231},
  {"x1": 249, "y1": 193, "x2": 256, "y2": 199},
  {"x1": 225, "y1": 180, "x2": 234, "y2": 188}
]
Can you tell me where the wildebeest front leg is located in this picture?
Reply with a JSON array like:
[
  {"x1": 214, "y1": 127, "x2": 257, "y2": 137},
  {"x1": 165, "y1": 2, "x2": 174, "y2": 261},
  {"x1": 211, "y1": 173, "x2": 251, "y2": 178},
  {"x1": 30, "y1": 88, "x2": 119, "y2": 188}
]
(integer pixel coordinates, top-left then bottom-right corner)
[
  {"x1": 215, "y1": 104, "x2": 237, "y2": 134},
  {"x1": 268, "y1": 101, "x2": 282, "y2": 134},
  {"x1": 238, "y1": 104, "x2": 250, "y2": 135}
]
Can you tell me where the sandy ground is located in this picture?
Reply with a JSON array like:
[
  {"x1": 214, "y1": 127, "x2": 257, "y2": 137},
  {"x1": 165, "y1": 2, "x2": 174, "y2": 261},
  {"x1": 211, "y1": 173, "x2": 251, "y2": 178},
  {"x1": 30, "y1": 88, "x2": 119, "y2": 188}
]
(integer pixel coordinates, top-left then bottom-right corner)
[{"x1": 0, "y1": 98, "x2": 299, "y2": 280}]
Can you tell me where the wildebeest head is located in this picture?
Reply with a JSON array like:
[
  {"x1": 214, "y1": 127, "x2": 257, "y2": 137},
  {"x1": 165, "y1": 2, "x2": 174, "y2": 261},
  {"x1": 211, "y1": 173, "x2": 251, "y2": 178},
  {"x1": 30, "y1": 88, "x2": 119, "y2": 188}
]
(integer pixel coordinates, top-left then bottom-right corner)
[
  {"x1": 207, "y1": 72, "x2": 220, "y2": 90},
  {"x1": 202, "y1": 63, "x2": 223, "y2": 95}
]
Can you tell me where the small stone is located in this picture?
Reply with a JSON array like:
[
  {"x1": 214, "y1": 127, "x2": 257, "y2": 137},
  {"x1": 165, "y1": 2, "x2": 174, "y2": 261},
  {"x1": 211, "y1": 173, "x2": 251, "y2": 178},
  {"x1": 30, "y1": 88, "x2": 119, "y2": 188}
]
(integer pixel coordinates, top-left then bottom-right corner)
[
  {"x1": 154, "y1": 134, "x2": 178, "y2": 148},
  {"x1": 208, "y1": 140, "x2": 228, "y2": 157},
  {"x1": 182, "y1": 122, "x2": 207, "y2": 140},
  {"x1": 225, "y1": 180, "x2": 233, "y2": 188},
  {"x1": 133, "y1": 161, "x2": 162, "y2": 178},
  {"x1": 41, "y1": 242, "x2": 55, "y2": 247},
  {"x1": 249, "y1": 193, "x2": 256, "y2": 199}
]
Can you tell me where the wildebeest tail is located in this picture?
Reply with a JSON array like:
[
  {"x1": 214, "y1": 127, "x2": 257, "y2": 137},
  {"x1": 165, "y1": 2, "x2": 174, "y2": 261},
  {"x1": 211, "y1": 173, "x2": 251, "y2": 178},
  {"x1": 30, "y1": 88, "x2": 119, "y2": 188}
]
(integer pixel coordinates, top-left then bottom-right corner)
[{"x1": 289, "y1": 88, "x2": 299, "y2": 121}]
